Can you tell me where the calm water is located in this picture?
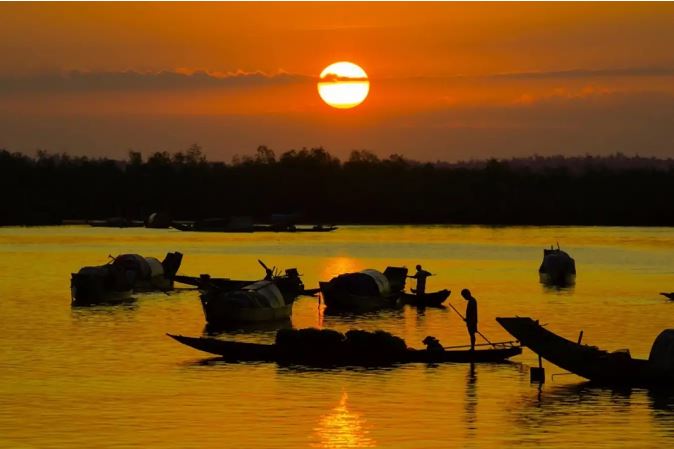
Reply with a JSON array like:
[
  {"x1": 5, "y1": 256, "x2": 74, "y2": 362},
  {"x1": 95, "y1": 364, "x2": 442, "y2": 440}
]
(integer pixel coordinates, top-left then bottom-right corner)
[{"x1": 2, "y1": 225, "x2": 674, "y2": 448}]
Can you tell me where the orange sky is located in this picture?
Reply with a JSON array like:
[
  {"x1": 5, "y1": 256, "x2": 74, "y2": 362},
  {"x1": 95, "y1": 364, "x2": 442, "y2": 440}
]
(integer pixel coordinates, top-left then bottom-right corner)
[{"x1": 1, "y1": 2, "x2": 674, "y2": 161}]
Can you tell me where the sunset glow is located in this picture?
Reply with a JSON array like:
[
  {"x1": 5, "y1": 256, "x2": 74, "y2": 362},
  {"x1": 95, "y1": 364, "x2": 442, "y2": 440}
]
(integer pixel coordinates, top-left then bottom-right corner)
[{"x1": 1, "y1": 2, "x2": 674, "y2": 160}]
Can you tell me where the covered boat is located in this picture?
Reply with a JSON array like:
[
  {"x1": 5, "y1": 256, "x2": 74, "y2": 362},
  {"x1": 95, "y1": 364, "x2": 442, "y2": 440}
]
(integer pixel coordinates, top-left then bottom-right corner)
[
  {"x1": 200, "y1": 280, "x2": 293, "y2": 324},
  {"x1": 168, "y1": 328, "x2": 522, "y2": 366},
  {"x1": 71, "y1": 251, "x2": 183, "y2": 305},
  {"x1": 497, "y1": 316, "x2": 674, "y2": 386},
  {"x1": 539, "y1": 246, "x2": 576, "y2": 286},
  {"x1": 320, "y1": 267, "x2": 408, "y2": 312}
]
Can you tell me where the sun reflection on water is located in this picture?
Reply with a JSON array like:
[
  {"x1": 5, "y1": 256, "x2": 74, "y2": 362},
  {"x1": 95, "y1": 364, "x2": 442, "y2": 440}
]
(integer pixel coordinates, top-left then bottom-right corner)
[{"x1": 312, "y1": 392, "x2": 376, "y2": 449}]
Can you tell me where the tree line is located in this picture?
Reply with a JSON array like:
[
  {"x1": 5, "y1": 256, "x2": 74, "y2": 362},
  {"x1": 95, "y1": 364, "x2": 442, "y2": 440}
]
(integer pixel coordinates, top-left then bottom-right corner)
[{"x1": 2, "y1": 145, "x2": 674, "y2": 226}]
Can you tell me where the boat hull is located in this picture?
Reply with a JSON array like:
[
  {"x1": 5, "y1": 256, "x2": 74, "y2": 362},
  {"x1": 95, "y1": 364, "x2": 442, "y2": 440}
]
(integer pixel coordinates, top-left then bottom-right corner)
[
  {"x1": 320, "y1": 282, "x2": 401, "y2": 312},
  {"x1": 168, "y1": 334, "x2": 522, "y2": 366},
  {"x1": 71, "y1": 284, "x2": 133, "y2": 306},
  {"x1": 497, "y1": 316, "x2": 669, "y2": 386},
  {"x1": 401, "y1": 289, "x2": 450, "y2": 307}
]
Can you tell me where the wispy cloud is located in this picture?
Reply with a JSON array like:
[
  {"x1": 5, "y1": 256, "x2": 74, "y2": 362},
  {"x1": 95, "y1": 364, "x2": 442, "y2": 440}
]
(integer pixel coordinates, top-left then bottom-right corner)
[
  {"x1": 395, "y1": 66, "x2": 674, "y2": 82},
  {"x1": 318, "y1": 73, "x2": 369, "y2": 83},
  {"x1": 489, "y1": 66, "x2": 674, "y2": 80},
  {"x1": 0, "y1": 69, "x2": 311, "y2": 93}
]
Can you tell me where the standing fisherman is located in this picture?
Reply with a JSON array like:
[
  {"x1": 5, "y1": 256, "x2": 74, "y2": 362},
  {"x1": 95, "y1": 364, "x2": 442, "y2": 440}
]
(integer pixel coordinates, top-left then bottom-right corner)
[
  {"x1": 461, "y1": 288, "x2": 478, "y2": 351},
  {"x1": 408, "y1": 264, "x2": 432, "y2": 297}
]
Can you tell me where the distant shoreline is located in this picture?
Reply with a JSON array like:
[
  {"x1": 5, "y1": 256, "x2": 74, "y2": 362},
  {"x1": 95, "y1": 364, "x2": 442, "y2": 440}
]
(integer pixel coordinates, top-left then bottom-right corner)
[{"x1": 3, "y1": 147, "x2": 674, "y2": 228}]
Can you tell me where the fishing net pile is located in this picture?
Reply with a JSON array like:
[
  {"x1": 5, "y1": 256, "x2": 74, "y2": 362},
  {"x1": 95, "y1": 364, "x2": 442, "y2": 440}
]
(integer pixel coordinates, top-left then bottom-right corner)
[{"x1": 275, "y1": 328, "x2": 408, "y2": 363}]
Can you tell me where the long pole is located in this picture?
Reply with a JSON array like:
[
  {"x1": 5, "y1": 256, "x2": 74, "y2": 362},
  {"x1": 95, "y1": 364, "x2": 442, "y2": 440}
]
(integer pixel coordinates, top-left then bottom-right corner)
[{"x1": 446, "y1": 301, "x2": 494, "y2": 346}]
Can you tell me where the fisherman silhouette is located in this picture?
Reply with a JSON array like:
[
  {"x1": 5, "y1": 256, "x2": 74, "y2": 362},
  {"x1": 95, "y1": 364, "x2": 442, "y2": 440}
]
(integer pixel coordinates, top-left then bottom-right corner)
[
  {"x1": 408, "y1": 264, "x2": 432, "y2": 296},
  {"x1": 461, "y1": 288, "x2": 478, "y2": 351}
]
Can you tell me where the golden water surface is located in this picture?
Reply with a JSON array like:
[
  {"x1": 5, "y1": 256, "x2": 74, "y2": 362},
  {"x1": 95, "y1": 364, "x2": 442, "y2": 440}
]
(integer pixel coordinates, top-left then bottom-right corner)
[{"x1": 2, "y1": 225, "x2": 674, "y2": 448}]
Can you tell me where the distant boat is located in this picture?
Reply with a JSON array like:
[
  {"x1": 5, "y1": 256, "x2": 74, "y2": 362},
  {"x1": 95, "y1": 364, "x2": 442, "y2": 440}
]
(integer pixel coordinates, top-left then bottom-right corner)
[
  {"x1": 539, "y1": 245, "x2": 576, "y2": 286},
  {"x1": 167, "y1": 328, "x2": 522, "y2": 366},
  {"x1": 145, "y1": 212, "x2": 172, "y2": 229},
  {"x1": 88, "y1": 217, "x2": 145, "y2": 228},
  {"x1": 660, "y1": 292, "x2": 674, "y2": 300},
  {"x1": 71, "y1": 252, "x2": 182, "y2": 305},
  {"x1": 497, "y1": 316, "x2": 674, "y2": 386},
  {"x1": 172, "y1": 217, "x2": 337, "y2": 233},
  {"x1": 400, "y1": 289, "x2": 451, "y2": 308},
  {"x1": 172, "y1": 217, "x2": 254, "y2": 232},
  {"x1": 319, "y1": 267, "x2": 408, "y2": 312}
]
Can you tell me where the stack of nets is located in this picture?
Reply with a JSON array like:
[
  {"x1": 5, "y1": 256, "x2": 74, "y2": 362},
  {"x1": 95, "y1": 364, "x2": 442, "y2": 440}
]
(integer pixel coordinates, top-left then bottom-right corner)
[{"x1": 275, "y1": 328, "x2": 408, "y2": 363}]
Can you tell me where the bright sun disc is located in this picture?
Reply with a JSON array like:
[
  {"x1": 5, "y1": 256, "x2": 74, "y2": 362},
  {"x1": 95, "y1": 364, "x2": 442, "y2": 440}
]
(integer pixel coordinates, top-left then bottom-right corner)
[{"x1": 318, "y1": 62, "x2": 369, "y2": 109}]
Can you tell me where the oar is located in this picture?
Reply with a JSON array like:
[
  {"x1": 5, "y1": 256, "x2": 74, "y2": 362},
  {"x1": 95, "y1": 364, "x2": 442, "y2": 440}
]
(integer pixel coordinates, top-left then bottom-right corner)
[{"x1": 446, "y1": 301, "x2": 494, "y2": 346}]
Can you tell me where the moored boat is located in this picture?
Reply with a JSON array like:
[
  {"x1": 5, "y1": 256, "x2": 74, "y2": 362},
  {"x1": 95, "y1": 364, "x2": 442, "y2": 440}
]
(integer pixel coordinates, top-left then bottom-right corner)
[
  {"x1": 167, "y1": 328, "x2": 522, "y2": 366},
  {"x1": 497, "y1": 316, "x2": 674, "y2": 386},
  {"x1": 319, "y1": 267, "x2": 408, "y2": 312},
  {"x1": 88, "y1": 217, "x2": 145, "y2": 228},
  {"x1": 172, "y1": 217, "x2": 337, "y2": 233},
  {"x1": 200, "y1": 280, "x2": 294, "y2": 325},
  {"x1": 71, "y1": 252, "x2": 182, "y2": 305},
  {"x1": 401, "y1": 289, "x2": 451, "y2": 307},
  {"x1": 539, "y1": 245, "x2": 576, "y2": 286}
]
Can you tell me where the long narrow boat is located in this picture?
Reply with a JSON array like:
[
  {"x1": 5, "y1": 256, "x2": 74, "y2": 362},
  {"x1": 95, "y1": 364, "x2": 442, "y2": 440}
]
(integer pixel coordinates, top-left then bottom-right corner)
[
  {"x1": 172, "y1": 219, "x2": 337, "y2": 233},
  {"x1": 400, "y1": 289, "x2": 450, "y2": 307},
  {"x1": 497, "y1": 316, "x2": 674, "y2": 386},
  {"x1": 167, "y1": 334, "x2": 522, "y2": 366}
]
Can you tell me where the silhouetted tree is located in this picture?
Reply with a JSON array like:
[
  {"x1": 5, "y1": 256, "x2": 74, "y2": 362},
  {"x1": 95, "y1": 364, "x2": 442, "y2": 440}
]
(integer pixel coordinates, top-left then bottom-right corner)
[{"x1": 1, "y1": 146, "x2": 674, "y2": 226}]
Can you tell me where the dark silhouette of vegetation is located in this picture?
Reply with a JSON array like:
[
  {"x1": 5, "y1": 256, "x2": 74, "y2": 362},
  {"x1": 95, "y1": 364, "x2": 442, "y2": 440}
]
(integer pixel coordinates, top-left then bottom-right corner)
[{"x1": 2, "y1": 144, "x2": 674, "y2": 226}]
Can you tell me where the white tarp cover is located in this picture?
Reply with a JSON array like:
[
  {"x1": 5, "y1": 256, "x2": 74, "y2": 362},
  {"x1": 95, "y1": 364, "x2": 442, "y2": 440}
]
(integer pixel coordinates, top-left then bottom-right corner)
[
  {"x1": 113, "y1": 254, "x2": 151, "y2": 279},
  {"x1": 359, "y1": 269, "x2": 391, "y2": 295},
  {"x1": 243, "y1": 280, "x2": 285, "y2": 308}
]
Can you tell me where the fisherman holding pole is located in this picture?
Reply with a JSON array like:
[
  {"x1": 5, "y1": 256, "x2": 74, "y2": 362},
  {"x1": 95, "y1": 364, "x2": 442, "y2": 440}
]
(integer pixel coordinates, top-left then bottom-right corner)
[
  {"x1": 408, "y1": 264, "x2": 432, "y2": 297},
  {"x1": 461, "y1": 288, "x2": 478, "y2": 351}
]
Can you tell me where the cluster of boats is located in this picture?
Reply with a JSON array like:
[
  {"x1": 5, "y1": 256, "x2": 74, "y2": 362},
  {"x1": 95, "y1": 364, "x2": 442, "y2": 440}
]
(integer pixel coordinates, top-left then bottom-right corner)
[
  {"x1": 70, "y1": 245, "x2": 674, "y2": 386},
  {"x1": 82, "y1": 213, "x2": 337, "y2": 233}
]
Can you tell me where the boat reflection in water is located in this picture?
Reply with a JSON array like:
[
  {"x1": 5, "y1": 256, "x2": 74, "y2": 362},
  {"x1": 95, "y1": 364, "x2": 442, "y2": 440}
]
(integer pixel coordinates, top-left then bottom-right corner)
[{"x1": 312, "y1": 392, "x2": 376, "y2": 449}]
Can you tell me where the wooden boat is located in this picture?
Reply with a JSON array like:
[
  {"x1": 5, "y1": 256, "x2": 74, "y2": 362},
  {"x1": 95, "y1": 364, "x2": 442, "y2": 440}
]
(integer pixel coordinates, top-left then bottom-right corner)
[
  {"x1": 539, "y1": 245, "x2": 576, "y2": 286},
  {"x1": 71, "y1": 252, "x2": 182, "y2": 305},
  {"x1": 88, "y1": 217, "x2": 145, "y2": 228},
  {"x1": 172, "y1": 217, "x2": 337, "y2": 233},
  {"x1": 200, "y1": 280, "x2": 295, "y2": 324},
  {"x1": 167, "y1": 332, "x2": 522, "y2": 366},
  {"x1": 320, "y1": 267, "x2": 408, "y2": 312},
  {"x1": 660, "y1": 292, "x2": 674, "y2": 300},
  {"x1": 401, "y1": 289, "x2": 451, "y2": 307},
  {"x1": 497, "y1": 316, "x2": 674, "y2": 386}
]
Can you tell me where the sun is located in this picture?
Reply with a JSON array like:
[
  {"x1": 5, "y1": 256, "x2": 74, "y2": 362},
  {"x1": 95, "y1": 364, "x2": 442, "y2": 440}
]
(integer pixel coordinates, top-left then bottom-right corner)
[{"x1": 317, "y1": 62, "x2": 369, "y2": 109}]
